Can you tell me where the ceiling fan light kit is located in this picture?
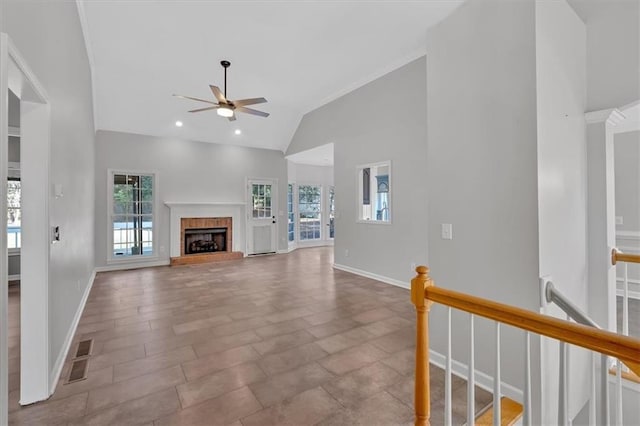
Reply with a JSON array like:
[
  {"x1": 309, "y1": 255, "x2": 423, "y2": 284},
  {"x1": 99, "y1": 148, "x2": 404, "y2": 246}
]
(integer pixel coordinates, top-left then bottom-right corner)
[{"x1": 174, "y1": 60, "x2": 269, "y2": 122}]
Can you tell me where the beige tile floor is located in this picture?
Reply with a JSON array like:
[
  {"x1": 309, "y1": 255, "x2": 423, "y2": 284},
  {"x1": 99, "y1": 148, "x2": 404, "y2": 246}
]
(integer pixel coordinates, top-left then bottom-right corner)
[{"x1": 8, "y1": 247, "x2": 492, "y2": 425}]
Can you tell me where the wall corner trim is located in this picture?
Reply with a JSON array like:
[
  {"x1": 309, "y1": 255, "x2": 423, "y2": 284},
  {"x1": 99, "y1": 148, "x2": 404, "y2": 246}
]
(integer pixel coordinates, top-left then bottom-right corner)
[
  {"x1": 585, "y1": 108, "x2": 626, "y2": 126},
  {"x1": 49, "y1": 269, "x2": 96, "y2": 395},
  {"x1": 332, "y1": 263, "x2": 410, "y2": 290}
]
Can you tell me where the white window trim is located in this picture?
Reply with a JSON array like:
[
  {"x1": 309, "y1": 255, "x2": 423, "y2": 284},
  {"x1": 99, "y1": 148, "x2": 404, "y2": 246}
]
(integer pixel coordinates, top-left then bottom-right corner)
[
  {"x1": 287, "y1": 182, "x2": 296, "y2": 247},
  {"x1": 356, "y1": 160, "x2": 392, "y2": 225},
  {"x1": 107, "y1": 169, "x2": 159, "y2": 264}
]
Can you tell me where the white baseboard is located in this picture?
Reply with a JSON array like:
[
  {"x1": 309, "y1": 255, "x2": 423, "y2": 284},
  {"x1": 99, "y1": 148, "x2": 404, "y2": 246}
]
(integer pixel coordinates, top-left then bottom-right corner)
[
  {"x1": 95, "y1": 259, "x2": 170, "y2": 272},
  {"x1": 332, "y1": 263, "x2": 409, "y2": 290},
  {"x1": 430, "y1": 349, "x2": 524, "y2": 403},
  {"x1": 278, "y1": 246, "x2": 296, "y2": 254},
  {"x1": 48, "y1": 269, "x2": 96, "y2": 395},
  {"x1": 8, "y1": 274, "x2": 20, "y2": 281}
]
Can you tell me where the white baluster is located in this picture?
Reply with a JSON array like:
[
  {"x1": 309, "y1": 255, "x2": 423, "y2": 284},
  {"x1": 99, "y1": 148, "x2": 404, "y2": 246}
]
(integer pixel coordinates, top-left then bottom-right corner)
[
  {"x1": 589, "y1": 352, "x2": 596, "y2": 426},
  {"x1": 559, "y1": 341, "x2": 568, "y2": 425},
  {"x1": 623, "y1": 263, "x2": 629, "y2": 336},
  {"x1": 467, "y1": 314, "x2": 475, "y2": 425},
  {"x1": 494, "y1": 322, "x2": 501, "y2": 426},
  {"x1": 523, "y1": 332, "x2": 531, "y2": 426},
  {"x1": 445, "y1": 306, "x2": 452, "y2": 426},
  {"x1": 601, "y1": 355, "x2": 610, "y2": 426},
  {"x1": 616, "y1": 359, "x2": 623, "y2": 426}
]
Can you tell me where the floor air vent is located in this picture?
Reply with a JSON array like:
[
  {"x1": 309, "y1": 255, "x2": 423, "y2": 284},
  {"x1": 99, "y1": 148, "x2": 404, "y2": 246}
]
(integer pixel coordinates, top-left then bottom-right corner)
[
  {"x1": 74, "y1": 339, "x2": 93, "y2": 358},
  {"x1": 66, "y1": 359, "x2": 89, "y2": 384}
]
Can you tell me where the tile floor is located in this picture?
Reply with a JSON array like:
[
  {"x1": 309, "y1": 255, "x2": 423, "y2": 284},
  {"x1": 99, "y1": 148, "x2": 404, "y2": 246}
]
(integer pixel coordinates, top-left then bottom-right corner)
[{"x1": 8, "y1": 247, "x2": 493, "y2": 425}]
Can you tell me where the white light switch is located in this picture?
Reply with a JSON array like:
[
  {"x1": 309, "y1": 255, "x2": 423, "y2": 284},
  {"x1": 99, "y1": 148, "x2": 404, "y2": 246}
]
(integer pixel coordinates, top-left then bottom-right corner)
[
  {"x1": 616, "y1": 216, "x2": 623, "y2": 225},
  {"x1": 441, "y1": 223, "x2": 453, "y2": 240}
]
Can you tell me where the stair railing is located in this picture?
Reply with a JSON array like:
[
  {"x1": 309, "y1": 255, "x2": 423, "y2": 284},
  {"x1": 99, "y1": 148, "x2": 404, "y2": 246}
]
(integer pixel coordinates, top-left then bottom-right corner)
[
  {"x1": 410, "y1": 266, "x2": 640, "y2": 426},
  {"x1": 612, "y1": 248, "x2": 640, "y2": 338}
]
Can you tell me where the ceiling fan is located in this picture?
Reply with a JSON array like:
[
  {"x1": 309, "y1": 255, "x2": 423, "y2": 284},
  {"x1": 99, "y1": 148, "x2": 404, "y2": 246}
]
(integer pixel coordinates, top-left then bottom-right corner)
[{"x1": 173, "y1": 60, "x2": 269, "y2": 122}]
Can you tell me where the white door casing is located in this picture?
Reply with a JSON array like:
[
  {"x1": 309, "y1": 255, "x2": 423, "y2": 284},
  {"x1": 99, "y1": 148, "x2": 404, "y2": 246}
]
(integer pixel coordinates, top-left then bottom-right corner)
[{"x1": 1, "y1": 33, "x2": 51, "y2": 423}]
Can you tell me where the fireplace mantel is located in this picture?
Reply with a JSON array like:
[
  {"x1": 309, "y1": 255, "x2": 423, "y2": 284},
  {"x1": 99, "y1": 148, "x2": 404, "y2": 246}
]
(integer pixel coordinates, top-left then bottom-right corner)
[
  {"x1": 165, "y1": 201, "x2": 246, "y2": 259},
  {"x1": 164, "y1": 201, "x2": 246, "y2": 207}
]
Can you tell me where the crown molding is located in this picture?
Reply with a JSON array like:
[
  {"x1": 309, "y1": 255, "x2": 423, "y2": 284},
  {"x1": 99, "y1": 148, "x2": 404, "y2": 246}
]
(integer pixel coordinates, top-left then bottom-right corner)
[
  {"x1": 75, "y1": 0, "x2": 98, "y2": 133},
  {"x1": 585, "y1": 108, "x2": 626, "y2": 126}
]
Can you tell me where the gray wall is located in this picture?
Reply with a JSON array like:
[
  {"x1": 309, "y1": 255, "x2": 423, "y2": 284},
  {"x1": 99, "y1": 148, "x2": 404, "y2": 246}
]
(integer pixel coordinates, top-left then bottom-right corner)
[
  {"x1": 94, "y1": 130, "x2": 288, "y2": 267},
  {"x1": 535, "y1": 1, "x2": 589, "y2": 421},
  {"x1": 287, "y1": 57, "x2": 428, "y2": 283},
  {"x1": 2, "y1": 1, "x2": 96, "y2": 373},
  {"x1": 8, "y1": 137, "x2": 19, "y2": 163},
  {"x1": 614, "y1": 130, "x2": 640, "y2": 284},
  {"x1": 615, "y1": 131, "x2": 640, "y2": 233},
  {"x1": 576, "y1": 0, "x2": 640, "y2": 111},
  {"x1": 425, "y1": 0, "x2": 540, "y2": 409}
]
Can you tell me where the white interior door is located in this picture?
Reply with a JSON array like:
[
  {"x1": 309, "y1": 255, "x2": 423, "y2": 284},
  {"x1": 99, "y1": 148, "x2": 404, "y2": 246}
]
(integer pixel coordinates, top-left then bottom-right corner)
[{"x1": 247, "y1": 179, "x2": 277, "y2": 255}]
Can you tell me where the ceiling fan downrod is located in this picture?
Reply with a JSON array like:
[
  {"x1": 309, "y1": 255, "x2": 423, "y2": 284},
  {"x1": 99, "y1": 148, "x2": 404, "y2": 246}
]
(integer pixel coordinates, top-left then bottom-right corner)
[{"x1": 221, "y1": 60, "x2": 230, "y2": 98}]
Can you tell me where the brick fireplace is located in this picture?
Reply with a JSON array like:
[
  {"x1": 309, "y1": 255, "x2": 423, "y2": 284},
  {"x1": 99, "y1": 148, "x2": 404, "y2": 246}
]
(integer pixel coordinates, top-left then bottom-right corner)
[{"x1": 171, "y1": 216, "x2": 243, "y2": 265}]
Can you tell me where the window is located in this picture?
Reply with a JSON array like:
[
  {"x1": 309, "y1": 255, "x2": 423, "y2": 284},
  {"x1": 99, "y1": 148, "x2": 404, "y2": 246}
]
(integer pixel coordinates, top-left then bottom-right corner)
[
  {"x1": 298, "y1": 185, "x2": 321, "y2": 240},
  {"x1": 252, "y1": 183, "x2": 272, "y2": 218},
  {"x1": 287, "y1": 184, "x2": 295, "y2": 242},
  {"x1": 110, "y1": 172, "x2": 154, "y2": 258},
  {"x1": 328, "y1": 186, "x2": 335, "y2": 239},
  {"x1": 358, "y1": 161, "x2": 391, "y2": 223},
  {"x1": 7, "y1": 178, "x2": 21, "y2": 249}
]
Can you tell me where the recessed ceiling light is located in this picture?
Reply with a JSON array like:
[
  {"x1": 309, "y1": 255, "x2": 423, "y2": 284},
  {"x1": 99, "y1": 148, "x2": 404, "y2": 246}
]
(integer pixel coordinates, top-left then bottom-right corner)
[
  {"x1": 234, "y1": 129, "x2": 242, "y2": 135},
  {"x1": 175, "y1": 121, "x2": 183, "y2": 127}
]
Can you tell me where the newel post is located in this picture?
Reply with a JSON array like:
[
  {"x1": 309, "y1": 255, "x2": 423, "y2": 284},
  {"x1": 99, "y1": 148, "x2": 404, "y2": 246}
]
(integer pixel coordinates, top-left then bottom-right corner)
[{"x1": 411, "y1": 266, "x2": 434, "y2": 426}]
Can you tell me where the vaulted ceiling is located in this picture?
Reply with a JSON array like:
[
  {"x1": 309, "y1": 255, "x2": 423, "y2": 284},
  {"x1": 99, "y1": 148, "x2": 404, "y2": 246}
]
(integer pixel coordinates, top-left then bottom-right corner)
[{"x1": 79, "y1": 0, "x2": 464, "y2": 151}]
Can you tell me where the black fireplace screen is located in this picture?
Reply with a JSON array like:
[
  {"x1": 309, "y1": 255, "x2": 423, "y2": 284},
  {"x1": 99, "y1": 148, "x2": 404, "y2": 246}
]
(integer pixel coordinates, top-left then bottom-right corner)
[{"x1": 184, "y1": 228, "x2": 226, "y2": 254}]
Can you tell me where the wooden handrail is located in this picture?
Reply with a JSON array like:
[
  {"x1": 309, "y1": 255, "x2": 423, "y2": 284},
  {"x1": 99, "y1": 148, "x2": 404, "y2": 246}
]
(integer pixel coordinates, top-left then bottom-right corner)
[
  {"x1": 612, "y1": 248, "x2": 640, "y2": 265},
  {"x1": 410, "y1": 266, "x2": 640, "y2": 426}
]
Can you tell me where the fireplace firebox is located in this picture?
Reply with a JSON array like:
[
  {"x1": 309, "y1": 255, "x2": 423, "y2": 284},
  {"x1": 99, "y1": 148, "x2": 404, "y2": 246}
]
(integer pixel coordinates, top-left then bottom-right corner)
[
  {"x1": 184, "y1": 228, "x2": 226, "y2": 254},
  {"x1": 173, "y1": 216, "x2": 242, "y2": 265}
]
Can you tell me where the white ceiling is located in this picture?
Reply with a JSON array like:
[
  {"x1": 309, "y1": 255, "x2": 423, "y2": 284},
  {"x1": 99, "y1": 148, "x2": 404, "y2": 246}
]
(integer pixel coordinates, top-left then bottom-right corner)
[{"x1": 79, "y1": 0, "x2": 463, "y2": 152}]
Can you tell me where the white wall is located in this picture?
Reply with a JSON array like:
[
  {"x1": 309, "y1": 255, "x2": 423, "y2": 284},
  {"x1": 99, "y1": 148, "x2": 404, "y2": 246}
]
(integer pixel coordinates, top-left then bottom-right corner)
[
  {"x1": 2, "y1": 1, "x2": 96, "y2": 380},
  {"x1": 94, "y1": 130, "x2": 288, "y2": 267},
  {"x1": 288, "y1": 162, "x2": 334, "y2": 187},
  {"x1": 535, "y1": 1, "x2": 589, "y2": 422},
  {"x1": 287, "y1": 57, "x2": 428, "y2": 285},
  {"x1": 424, "y1": 0, "x2": 540, "y2": 416}
]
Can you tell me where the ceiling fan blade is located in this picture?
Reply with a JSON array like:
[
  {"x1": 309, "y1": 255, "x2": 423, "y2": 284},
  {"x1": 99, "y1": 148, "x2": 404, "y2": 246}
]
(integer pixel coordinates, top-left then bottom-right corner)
[
  {"x1": 233, "y1": 97, "x2": 267, "y2": 107},
  {"x1": 210, "y1": 85, "x2": 227, "y2": 103},
  {"x1": 188, "y1": 106, "x2": 220, "y2": 113},
  {"x1": 236, "y1": 106, "x2": 269, "y2": 118},
  {"x1": 173, "y1": 94, "x2": 217, "y2": 105},
  {"x1": 227, "y1": 114, "x2": 237, "y2": 122}
]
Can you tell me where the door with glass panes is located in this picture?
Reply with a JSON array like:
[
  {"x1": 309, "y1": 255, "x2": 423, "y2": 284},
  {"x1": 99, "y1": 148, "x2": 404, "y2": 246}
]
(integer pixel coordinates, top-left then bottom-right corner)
[{"x1": 247, "y1": 179, "x2": 277, "y2": 255}]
